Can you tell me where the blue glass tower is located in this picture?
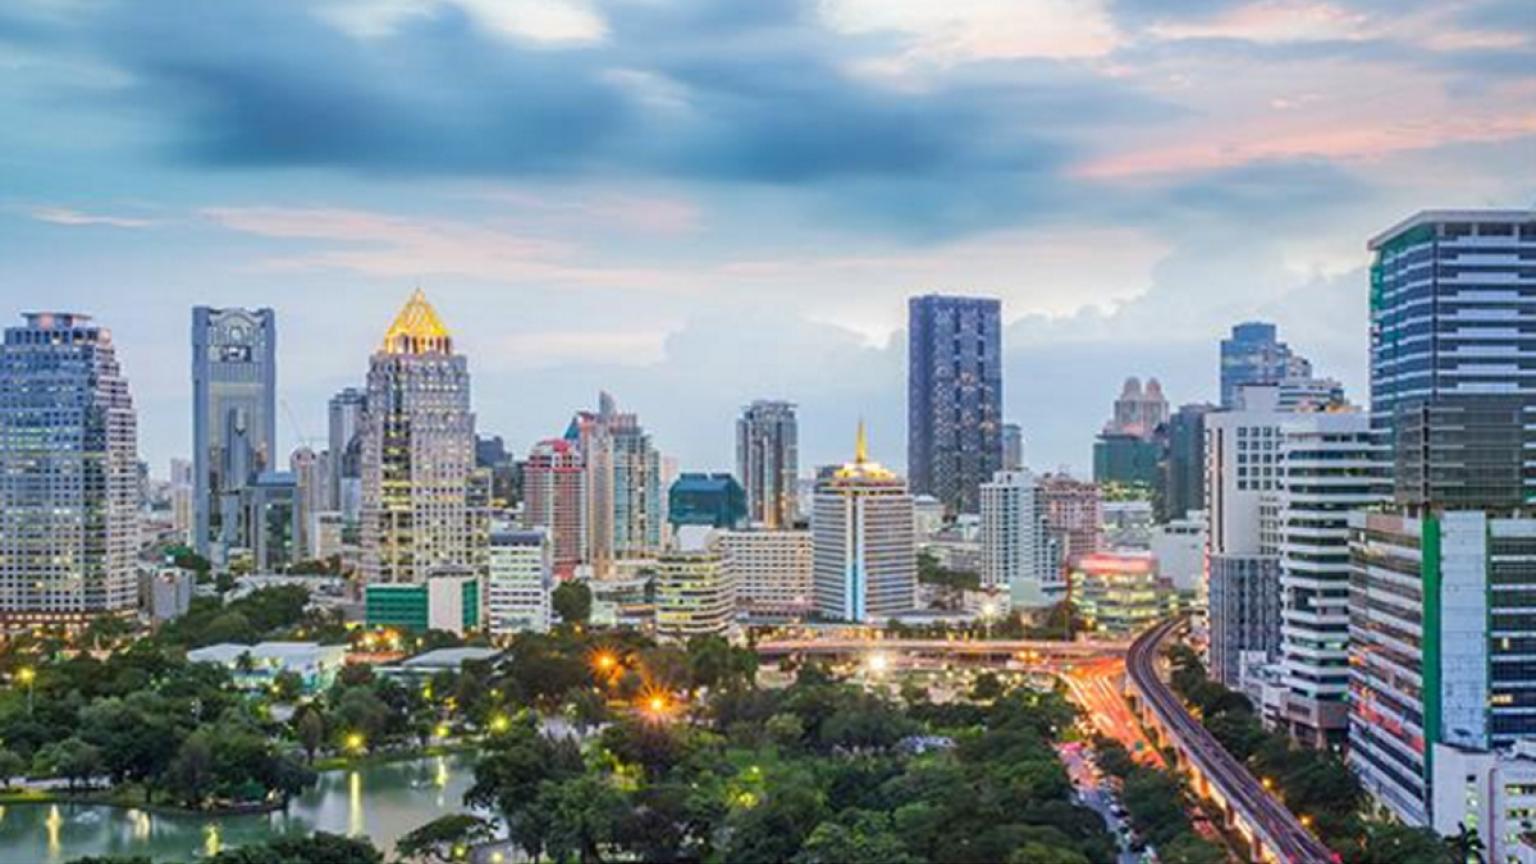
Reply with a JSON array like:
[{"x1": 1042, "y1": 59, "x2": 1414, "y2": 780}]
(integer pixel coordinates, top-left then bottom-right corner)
[{"x1": 907, "y1": 294, "x2": 1002, "y2": 516}]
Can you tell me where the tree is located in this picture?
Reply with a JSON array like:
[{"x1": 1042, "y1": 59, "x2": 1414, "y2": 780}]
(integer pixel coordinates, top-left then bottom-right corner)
[
  {"x1": 165, "y1": 731, "x2": 216, "y2": 808},
  {"x1": 1160, "y1": 832, "x2": 1229, "y2": 864},
  {"x1": 0, "y1": 747, "x2": 26, "y2": 789},
  {"x1": 296, "y1": 708, "x2": 326, "y2": 764},
  {"x1": 396, "y1": 814, "x2": 494, "y2": 863},
  {"x1": 466, "y1": 719, "x2": 585, "y2": 861},
  {"x1": 1359, "y1": 822, "x2": 1457, "y2": 864},
  {"x1": 543, "y1": 774, "x2": 626, "y2": 864},
  {"x1": 970, "y1": 672, "x2": 1004, "y2": 702},
  {"x1": 552, "y1": 581, "x2": 593, "y2": 627},
  {"x1": 34, "y1": 738, "x2": 103, "y2": 791},
  {"x1": 796, "y1": 811, "x2": 917, "y2": 864},
  {"x1": 272, "y1": 669, "x2": 305, "y2": 702},
  {"x1": 1447, "y1": 822, "x2": 1487, "y2": 864},
  {"x1": 722, "y1": 782, "x2": 828, "y2": 864},
  {"x1": 208, "y1": 833, "x2": 383, "y2": 864}
]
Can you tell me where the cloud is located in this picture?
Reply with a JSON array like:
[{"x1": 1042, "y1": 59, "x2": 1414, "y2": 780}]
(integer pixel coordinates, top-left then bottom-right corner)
[{"x1": 29, "y1": 206, "x2": 155, "y2": 228}]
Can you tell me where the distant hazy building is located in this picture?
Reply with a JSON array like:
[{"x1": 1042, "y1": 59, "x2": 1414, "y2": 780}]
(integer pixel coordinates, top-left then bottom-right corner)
[
  {"x1": 523, "y1": 438, "x2": 585, "y2": 578},
  {"x1": 1150, "y1": 515, "x2": 1205, "y2": 593},
  {"x1": 1038, "y1": 474, "x2": 1102, "y2": 565},
  {"x1": 813, "y1": 424, "x2": 916, "y2": 622},
  {"x1": 487, "y1": 530, "x2": 552, "y2": 636},
  {"x1": 1107, "y1": 377, "x2": 1169, "y2": 439},
  {"x1": 1094, "y1": 433, "x2": 1162, "y2": 492},
  {"x1": 979, "y1": 470, "x2": 1062, "y2": 610},
  {"x1": 1001, "y1": 423, "x2": 1024, "y2": 472},
  {"x1": 327, "y1": 387, "x2": 367, "y2": 520},
  {"x1": 144, "y1": 568, "x2": 195, "y2": 622},
  {"x1": 192, "y1": 306, "x2": 277, "y2": 560},
  {"x1": 1159, "y1": 403, "x2": 1213, "y2": 522},
  {"x1": 360, "y1": 291, "x2": 477, "y2": 585},
  {"x1": 737, "y1": 400, "x2": 798, "y2": 529},
  {"x1": 908, "y1": 294, "x2": 1003, "y2": 516},
  {"x1": 911, "y1": 495, "x2": 946, "y2": 541},
  {"x1": 717, "y1": 530, "x2": 813, "y2": 616},
  {"x1": 655, "y1": 526, "x2": 735, "y2": 638},
  {"x1": 169, "y1": 457, "x2": 195, "y2": 545},
  {"x1": 668, "y1": 473, "x2": 746, "y2": 530},
  {"x1": 289, "y1": 447, "x2": 324, "y2": 558},
  {"x1": 1220, "y1": 321, "x2": 1311, "y2": 409},
  {"x1": 0, "y1": 312, "x2": 139, "y2": 626}
]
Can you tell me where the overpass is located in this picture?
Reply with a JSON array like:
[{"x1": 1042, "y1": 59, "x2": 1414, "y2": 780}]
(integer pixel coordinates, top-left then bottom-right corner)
[
  {"x1": 1125, "y1": 617, "x2": 1335, "y2": 864},
  {"x1": 752, "y1": 637, "x2": 1129, "y2": 663}
]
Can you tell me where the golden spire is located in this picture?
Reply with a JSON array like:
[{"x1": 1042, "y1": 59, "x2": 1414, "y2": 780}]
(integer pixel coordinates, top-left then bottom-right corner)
[
  {"x1": 381, "y1": 288, "x2": 452, "y2": 354},
  {"x1": 855, "y1": 418, "x2": 868, "y2": 464}
]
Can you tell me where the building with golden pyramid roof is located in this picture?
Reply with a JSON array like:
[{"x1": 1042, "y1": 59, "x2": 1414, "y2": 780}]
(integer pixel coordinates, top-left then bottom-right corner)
[
  {"x1": 812, "y1": 422, "x2": 915, "y2": 622},
  {"x1": 360, "y1": 291, "x2": 485, "y2": 631},
  {"x1": 381, "y1": 288, "x2": 453, "y2": 355}
]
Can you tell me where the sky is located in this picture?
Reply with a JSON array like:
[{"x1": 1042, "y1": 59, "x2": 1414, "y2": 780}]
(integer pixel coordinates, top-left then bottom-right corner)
[{"x1": 0, "y1": 0, "x2": 1532, "y2": 478}]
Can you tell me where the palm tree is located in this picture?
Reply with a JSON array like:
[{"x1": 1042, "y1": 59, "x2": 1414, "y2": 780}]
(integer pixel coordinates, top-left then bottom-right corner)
[{"x1": 1449, "y1": 822, "x2": 1486, "y2": 864}]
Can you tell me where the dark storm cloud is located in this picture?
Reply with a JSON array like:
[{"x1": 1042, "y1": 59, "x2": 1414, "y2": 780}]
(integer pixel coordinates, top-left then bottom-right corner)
[{"x1": 1, "y1": 0, "x2": 1172, "y2": 233}]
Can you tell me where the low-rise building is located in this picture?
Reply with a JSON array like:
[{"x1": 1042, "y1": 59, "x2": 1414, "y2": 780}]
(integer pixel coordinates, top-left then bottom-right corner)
[
  {"x1": 655, "y1": 526, "x2": 736, "y2": 639},
  {"x1": 487, "y1": 529, "x2": 552, "y2": 636},
  {"x1": 365, "y1": 570, "x2": 482, "y2": 635},
  {"x1": 1071, "y1": 552, "x2": 1169, "y2": 637},
  {"x1": 717, "y1": 529, "x2": 813, "y2": 616},
  {"x1": 186, "y1": 641, "x2": 348, "y2": 692}
]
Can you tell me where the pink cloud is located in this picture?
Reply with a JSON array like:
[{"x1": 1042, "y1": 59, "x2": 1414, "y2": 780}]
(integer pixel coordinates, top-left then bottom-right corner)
[{"x1": 31, "y1": 206, "x2": 155, "y2": 229}]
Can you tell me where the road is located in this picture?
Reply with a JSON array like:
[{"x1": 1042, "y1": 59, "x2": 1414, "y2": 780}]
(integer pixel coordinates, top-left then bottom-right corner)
[
  {"x1": 1061, "y1": 656, "x2": 1163, "y2": 768},
  {"x1": 1059, "y1": 742, "x2": 1143, "y2": 864},
  {"x1": 1127, "y1": 618, "x2": 1335, "y2": 864},
  {"x1": 753, "y1": 637, "x2": 1129, "y2": 660}
]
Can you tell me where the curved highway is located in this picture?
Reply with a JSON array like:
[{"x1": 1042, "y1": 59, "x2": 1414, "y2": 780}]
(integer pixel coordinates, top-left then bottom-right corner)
[{"x1": 1126, "y1": 618, "x2": 1334, "y2": 864}]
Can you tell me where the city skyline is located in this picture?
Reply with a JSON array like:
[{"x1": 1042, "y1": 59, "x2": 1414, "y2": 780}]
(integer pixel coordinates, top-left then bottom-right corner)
[{"x1": 3, "y1": 0, "x2": 1530, "y2": 477}]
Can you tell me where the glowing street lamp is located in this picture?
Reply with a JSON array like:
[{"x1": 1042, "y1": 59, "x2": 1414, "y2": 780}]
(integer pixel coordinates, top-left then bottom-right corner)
[
  {"x1": 488, "y1": 714, "x2": 511, "y2": 734},
  {"x1": 16, "y1": 667, "x2": 35, "y2": 715},
  {"x1": 866, "y1": 652, "x2": 891, "y2": 677},
  {"x1": 345, "y1": 732, "x2": 366, "y2": 754}
]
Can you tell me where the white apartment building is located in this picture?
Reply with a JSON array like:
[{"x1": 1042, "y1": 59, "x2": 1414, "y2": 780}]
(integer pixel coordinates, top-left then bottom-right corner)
[{"x1": 979, "y1": 470, "x2": 1062, "y2": 610}]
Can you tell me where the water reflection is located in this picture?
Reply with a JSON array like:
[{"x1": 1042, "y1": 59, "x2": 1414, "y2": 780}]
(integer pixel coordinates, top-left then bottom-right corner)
[{"x1": 0, "y1": 753, "x2": 486, "y2": 863}]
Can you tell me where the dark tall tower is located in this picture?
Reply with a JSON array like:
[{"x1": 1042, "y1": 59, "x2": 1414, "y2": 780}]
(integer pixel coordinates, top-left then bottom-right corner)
[{"x1": 907, "y1": 294, "x2": 1002, "y2": 516}]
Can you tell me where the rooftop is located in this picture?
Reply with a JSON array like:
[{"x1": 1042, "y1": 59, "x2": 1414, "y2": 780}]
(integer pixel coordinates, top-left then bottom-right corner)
[
  {"x1": 381, "y1": 288, "x2": 453, "y2": 355},
  {"x1": 1368, "y1": 208, "x2": 1535, "y2": 249},
  {"x1": 401, "y1": 647, "x2": 503, "y2": 669}
]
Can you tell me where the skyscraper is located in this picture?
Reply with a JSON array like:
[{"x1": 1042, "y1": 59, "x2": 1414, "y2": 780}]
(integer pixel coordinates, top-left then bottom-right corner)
[
  {"x1": 289, "y1": 446, "x2": 324, "y2": 558},
  {"x1": 523, "y1": 438, "x2": 585, "y2": 579},
  {"x1": 1204, "y1": 384, "x2": 1286, "y2": 687},
  {"x1": 908, "y1": 294, "x2": 1003, "y2": 516},
  {"x1": 327, "y1": 386, "x2": 367, "y2": 517},
  {"x1": 192, "y1": 306, "x2": 277, "y2": 560},
  {"x1": 0, "y1": 312, "x2": 139, "y2": 625},
  {"x1": 1274, "y1": 410, "x2": 1388, "y2": 748},
  {"x1": 736, "y1": 400, "x2": 798, "y2": 528},
  {"x1": 568, "y1": 392, "x2": 662, "y2": 576},
  {"x1": 979, "y1": 470, "x2": 1062, "y2": 610},
  {"x1": 813, "y1": 423, "x2": 916, "y2": 622},
  {"x1": 359, "y1": 290, "x2": 477, "y2": 585},
  {"x1": 1368, "y1": 210, "x2": 1536, "y2": 498},
  {"x1": 1348, "y1": 209, "x2": 1536, "y2": 834},
  {"x1": 1159, "y1": 403, "x2": 1212, "y2": 522},
  {"x1": 1219, "y1": 321, "x2": 1311, "y2": 409},
  {"x1": 1001, "y1": 423, "x2": 1024, "y2": 471}
]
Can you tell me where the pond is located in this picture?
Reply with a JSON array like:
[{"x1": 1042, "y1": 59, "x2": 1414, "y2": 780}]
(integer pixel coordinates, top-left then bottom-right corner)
[{"x1": 0, "y1": 752, "x2": 488, "y2": 863}]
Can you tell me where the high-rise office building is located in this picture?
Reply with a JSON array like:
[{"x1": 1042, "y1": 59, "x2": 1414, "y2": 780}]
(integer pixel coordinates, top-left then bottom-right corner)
[
  {"x1": 487, "y1": 529, "x2": 552, "y2": 636},
  {"x1": 813, "y1": 424, "x2": 916, "y2": 622},
  {"x1": 289, "y1": 446, "x2": 324, "y2": 558},
  {"x1": 568, "y1": 392, "x2": 662, "y2": 576},
  {"x1": 1219, "y1": 321, "x2": 1311, "y2": 409},
  {"x1": 0, "y1": 312, "x2": 139, "y2": 626},
  {"x1": 523, "y1": 438, "x2": 585, "y2": 578},
  {"x1": 655, "y1": 526, "x2": 736, "y2": 638},
  {"x1": 1348, "y1": 209, "x2": 1536, "y2": 836},
  {"x1": 169, "y1": 457, "x2": 195, "y2": 545},
  {"x1": 667, "y1": 473, "x2": 746, "y2": 530},
  {"x1": 1159, "y1": 403, "x2": 1213, "y2": 522},
  {"x1": 359, "y1": 290, "x2": 477, "y2": 585},
  {"x1": 245, "y1": 471, "x2": 301, "y2": 572},
  {"x1": 1001, "y1": 423, "x2": 1024, "y2": 471},
  {"x1": 979, "y1": 470, "x2": 1062, "y2": 610},
  {"x1": 907, "y1": 294, "x2": 1003, "y2": 516},
  {"x1": 737, "y1": 400, "x2": 799, "y2": 529},
  {"x1": 192, "y1": 306, "x2": 277, "y2": 560},
  {"x1": 1204, "y1": 384, "x2": 1287, "y2": 687},
  {"x1": 1274, "y1": 410, "x2": 1388, "y2": 748},
  {"x1": 1369, "y1": 211, "x2": 1536, "y2": 468},
  {"x1": 717, "y1": 529, "x2": 813, "y2": 616},
  {"x1": 327, "y1": 387, "x2": 367, "y2": 519}
]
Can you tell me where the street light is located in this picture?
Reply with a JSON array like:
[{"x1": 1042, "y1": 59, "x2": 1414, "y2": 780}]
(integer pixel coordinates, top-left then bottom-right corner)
[
  {"x1": 345, "y1": 732, "x2": 366, "y2": 754},
  {"x1": 488, "y1": 714, "x2": 511, "y2": 734},
  {"x1": 16, "y1": 667, "x2": 35, "y2": 716},
  {"x1": 980, "y1": 600, "x2": 998, "y2": 641}
]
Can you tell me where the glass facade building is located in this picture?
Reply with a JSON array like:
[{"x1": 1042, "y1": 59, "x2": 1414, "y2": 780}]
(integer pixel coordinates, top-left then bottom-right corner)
[
  {"x1": 192, "y1": 306, "x2": 277, "y2": 560},
  {"x1": 0, "y1": 312, "x2": 139, "y2": 625},
  {"x1": 667, "y1": 472, "x2": 746, "y2": 530},
  {"x1": 908, "y1": 294, "x2": 1002, "y2": 516},
  {"x1": 736, "y1": 399, "x2": 798, "y2": 529}
]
